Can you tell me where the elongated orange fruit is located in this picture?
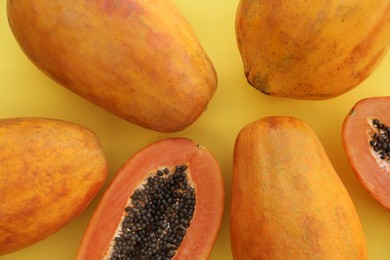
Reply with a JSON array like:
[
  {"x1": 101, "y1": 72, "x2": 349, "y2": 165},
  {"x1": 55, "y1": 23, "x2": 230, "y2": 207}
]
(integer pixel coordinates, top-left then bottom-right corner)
[{"x1": 231, "y1": 116, "x2": 367, "y2": 259}]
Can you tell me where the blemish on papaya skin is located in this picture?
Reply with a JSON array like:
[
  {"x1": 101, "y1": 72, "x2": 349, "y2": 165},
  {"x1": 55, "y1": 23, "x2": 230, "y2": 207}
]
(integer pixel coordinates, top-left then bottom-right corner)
[
  {"x1": 267, "y1": 119, "x2": 278, "y2": 129},
  {"x1": 100, "y1": 0, "x2": 143, "y2": 17},
  {"x1": 265, "y1": 116, "x2": 283, "y2": 130},
  {"x1": 348, "y1": 107, "x2": 356, "y2": 116},
  {"x1": 249, "y1": 72, "x2": 271, "y2": 95}
]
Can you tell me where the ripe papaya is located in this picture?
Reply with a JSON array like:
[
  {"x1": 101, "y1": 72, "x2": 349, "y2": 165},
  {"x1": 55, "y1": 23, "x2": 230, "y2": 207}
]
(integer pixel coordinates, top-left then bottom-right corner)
[
  {"x1": 7, "y1": 0, "x2": 217, "y2": 132},
  {"x1": 231, "y1": 116, "x2": 368, "y2": 259},
  {"x1": 76, "y1": 138, "x2": 224, "y2": 259},
  {"x1": 0, "y1": 117, "x2": 108, "y2": 255},
  {"x1": 236, "y1": 0, "x2": 390, "y2": 99},
  {"x1": 342, "y1": 97, "x2": 390, "y2": 210}
]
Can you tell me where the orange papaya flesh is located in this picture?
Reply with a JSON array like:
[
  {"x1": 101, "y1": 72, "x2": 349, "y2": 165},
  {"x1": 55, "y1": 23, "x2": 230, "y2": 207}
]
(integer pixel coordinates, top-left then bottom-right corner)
[
  {"x1": 343, "y1": 97, "x2": 390, "y2": 210},
  {"x1": 76, "y1": 138, "x2": 224, "y2": 260}
]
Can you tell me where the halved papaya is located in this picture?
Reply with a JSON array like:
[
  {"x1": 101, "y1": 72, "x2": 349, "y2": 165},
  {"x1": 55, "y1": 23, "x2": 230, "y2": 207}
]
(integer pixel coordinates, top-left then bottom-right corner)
[
  {"x1": 342, "y1": 96, "x2": 390, "y2": 210},
  {"x1": 76, "y1": 138, "x2": 224, "y2": 259}
]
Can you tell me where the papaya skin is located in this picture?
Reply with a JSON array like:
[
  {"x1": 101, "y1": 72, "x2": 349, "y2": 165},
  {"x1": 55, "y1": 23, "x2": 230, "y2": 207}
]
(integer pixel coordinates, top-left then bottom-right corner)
[
  {"x1": 7, "y1": 0, "x2": 217, "y2": 132},
  {"x1": 231, "y1": 116, "x2": 368, "y2": 259},
  {"x1": 236, "y1": 0, "x2": 390, "y2": 99},
  {"x1": 342, "y1": 97, "x2": 390, "y2": 210},
  {"x1": 0, "y1": 117, "x2": 108, "y2": 255},
  {"x1": 76, "y1": 138, "x2": 224, "y2": 260}
]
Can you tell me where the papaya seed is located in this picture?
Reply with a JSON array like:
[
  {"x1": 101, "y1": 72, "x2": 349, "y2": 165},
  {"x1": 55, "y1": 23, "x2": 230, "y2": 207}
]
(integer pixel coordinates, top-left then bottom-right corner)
[
  {"x1": 370, "y1": 118, "x2": 390, "y2": 161},
  {"x1": 108, "y1": 165, "x2": 195, "y2": 259}
]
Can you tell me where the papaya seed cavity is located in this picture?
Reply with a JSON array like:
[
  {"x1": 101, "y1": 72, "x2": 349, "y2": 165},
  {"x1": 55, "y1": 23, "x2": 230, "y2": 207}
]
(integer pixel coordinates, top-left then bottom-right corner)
[
  {"x1": 107, "y1": 164, "x2": 195, "y2": 260},
  {"x1": 369, "y1": 118, "x2": 390, "y2": 161}
]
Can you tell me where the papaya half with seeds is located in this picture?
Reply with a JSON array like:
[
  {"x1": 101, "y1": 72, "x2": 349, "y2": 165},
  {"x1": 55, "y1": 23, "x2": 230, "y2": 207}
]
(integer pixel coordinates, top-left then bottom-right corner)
[
  {"x1": 76, "y1": 138, "x2": 224, "y2": 260},
  {"x1": 231, "y1": 116, "x2": 368, "y2": 259},
  {"x1": 342, "y1": 97, "x2": 390, "y2": 210},
  {"x1": 236, "y1": 0, "x2": 390, "y2": 99},
  {"x1": 7, "y1": 0, "x2": 217, "y2": 133},
  {"x1": 0, "y1": 117, "x2": 108, "y2": 255}
]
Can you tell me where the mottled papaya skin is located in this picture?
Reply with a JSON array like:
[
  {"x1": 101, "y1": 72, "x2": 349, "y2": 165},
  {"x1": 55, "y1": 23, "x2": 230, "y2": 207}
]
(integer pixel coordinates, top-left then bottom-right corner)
[
  {"x1": 7, "y1": 0, "x2": 217, "y2": 132},
  {"x1": 0, "y1": 118, "x2": 108, "y2": 255},
  {"x1": 236, "y1": 0, "x2": 390, "y2": 99},
  {"x1": 231, "y1": 116, "x2": 368, "y2": 259}
]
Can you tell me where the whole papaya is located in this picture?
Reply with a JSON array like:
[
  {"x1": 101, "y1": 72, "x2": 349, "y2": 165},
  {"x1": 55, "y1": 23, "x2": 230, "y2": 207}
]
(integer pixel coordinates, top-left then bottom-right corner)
[
  {"x1": 231, "y1": 116, "x2": 368, "y2": 259},
  {"x1": 236, "y1": 1, "x2": 390, "y2": 99},
  {"x1": 0, "y1": 118, "x2": 108, "y2": 255},
  {"x1": 7, "y1": 0, "x2": 217, "y2": 132}
]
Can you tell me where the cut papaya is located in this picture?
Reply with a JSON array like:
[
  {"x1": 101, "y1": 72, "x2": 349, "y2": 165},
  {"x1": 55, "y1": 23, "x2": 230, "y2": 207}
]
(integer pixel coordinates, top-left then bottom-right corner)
[
  {"x1": 76, "y1": 138, "x2": 224, "y2": 260},
  {"x1": 231, "y1": 116, "x2": 368, "y2": 259},
  {"x1": 0, "y1": 117, "x2": 108, "y2": 255},
  {"x1": 342, "y1": 96, "x2": 390, "y2": 210}
]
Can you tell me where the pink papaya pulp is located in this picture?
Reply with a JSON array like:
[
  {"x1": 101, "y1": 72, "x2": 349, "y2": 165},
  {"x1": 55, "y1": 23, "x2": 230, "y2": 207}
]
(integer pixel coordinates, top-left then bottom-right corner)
[
  {"x1": 76, "y1": 138, "x2": 224, "y2": 259},
  {"x1": 342, "y1": 97, "x2": 390, "y2": 210},
  {"x1": 7, "y1": 0, "x2": 217, "y2": 132},
  {"x1": 0, "y1": 117, "x2": 107, "y2": 255}
]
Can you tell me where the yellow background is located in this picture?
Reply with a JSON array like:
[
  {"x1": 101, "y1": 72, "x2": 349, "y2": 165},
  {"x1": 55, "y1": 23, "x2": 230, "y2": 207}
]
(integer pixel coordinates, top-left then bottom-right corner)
[{"x1": 1, "y1": 1, "x2": 390, "y2": 259}]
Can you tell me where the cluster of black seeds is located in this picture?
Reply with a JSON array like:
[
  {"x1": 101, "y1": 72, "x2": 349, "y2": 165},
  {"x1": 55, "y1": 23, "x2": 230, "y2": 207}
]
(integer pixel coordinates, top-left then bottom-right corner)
[
  {"x1": 109, "y1": 165, "x2": 195, "y2": 260},
  {"x1": 369, "y1": 119, "x2": 390, "y2": 160}
]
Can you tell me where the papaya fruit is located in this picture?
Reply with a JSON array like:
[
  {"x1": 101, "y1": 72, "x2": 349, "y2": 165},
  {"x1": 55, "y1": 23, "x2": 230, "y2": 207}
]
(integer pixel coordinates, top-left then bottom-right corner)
[
  {"x1": 6, "y1": 0, "x2": 217, "y2": 133},
  {"x1": 76, "y1": 138, "x2": 224, "y2": 259},
  {"x1": 0, "y1": 117, "x2": 108, "y2": 255},
  {"x1": 342, "y1": 97, "x2": 390, "y2": 210},
  {"x1": 231, "y1": 116, "x2": 368, "y2": 259},
  {"x1": 236, "y1": 0, "x2": 390, "y2": 99}
]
